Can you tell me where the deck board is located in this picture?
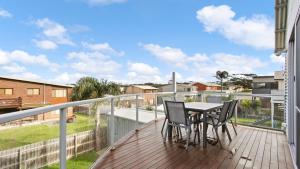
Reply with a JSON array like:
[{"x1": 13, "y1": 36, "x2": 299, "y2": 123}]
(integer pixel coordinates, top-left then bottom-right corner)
[{"x1": 93, "y1": 120, "x2": 294, "y2": 169}]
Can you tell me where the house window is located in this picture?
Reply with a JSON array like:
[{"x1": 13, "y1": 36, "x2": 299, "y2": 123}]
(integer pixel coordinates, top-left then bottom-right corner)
[
  {"x1": 0, "y1": 88, "x2": 13, "y2": 95},
  {"x1": 27, "y1": 88, "x2": 40, "y2": 95},
  {"x1": 52, "y1": 89, "x2": 67, "y2": 97}
]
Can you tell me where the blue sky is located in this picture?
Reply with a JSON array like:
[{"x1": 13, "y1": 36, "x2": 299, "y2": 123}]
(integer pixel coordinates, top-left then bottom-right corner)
[{"x1": 0, "y1": 0, "x2": 285, "y2": 84}]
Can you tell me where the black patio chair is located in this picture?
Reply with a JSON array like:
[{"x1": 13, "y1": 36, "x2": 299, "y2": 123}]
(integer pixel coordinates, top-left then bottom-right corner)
[
  {"x1": 160, "y1": 96, "x2": 176, "y2": 136},
  {"x1": 163, "y1": 101, "x2": 195, "y2": 150},
  {"x1": 226, "y1": 100, "x2": 238, "y2": 135},
  {"x1": 205, "y1": 101, "x2": 232, "y2": 148}
]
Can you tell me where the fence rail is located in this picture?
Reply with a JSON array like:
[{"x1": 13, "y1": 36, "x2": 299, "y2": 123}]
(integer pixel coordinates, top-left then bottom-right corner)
[{"x1": 0, "y1": 130, "x2": 103, "y2": 169}]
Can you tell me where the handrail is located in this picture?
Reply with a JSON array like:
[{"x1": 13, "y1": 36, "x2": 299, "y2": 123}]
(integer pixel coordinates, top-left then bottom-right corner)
[
  {"x1": 0, "y1": 91, "x2": 284, "y2": 124},
  {"x1": 0, "y1": 90, "x2": 286, "y2": 169}
]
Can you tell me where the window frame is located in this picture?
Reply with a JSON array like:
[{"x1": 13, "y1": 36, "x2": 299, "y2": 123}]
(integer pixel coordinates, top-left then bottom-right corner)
[
  {"x1": 27, "y1": 88, "x2": 40, "y2": 96},
  {"x1": 0, "y1": 88, "x2": 13, "y2": 95},
  {"x1": 52, "y1": 89, "x2": 67, "y2": 98}
]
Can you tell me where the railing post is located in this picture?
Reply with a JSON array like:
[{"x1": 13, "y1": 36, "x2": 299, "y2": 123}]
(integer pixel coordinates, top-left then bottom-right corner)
[
  {"x1": 110, "y1": 98, "x2": 115, "y2": 150},
  {"x1": 136, "y1": 95, "x2": 139, "y2": 131},
  {"x1": 59, "y1": 108, "x2": 67, "y2": 169},
  {"x1": 271, "y1": 100, "x2": 274, "y2": 128},
  {"x1": 154, "y1": 94, "x2": 158, "y2": 121},
  {"x1": 235, "y1": 100, "x2": 238, "y2": 126}
]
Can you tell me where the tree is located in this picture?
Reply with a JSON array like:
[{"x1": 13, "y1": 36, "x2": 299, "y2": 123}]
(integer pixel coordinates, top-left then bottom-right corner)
[
  {"x1": 216, "y1": 71, "x2": 229, "y2": 92},
  {"x1": 225, "y1": 74, "x2": 256, "y2": 89},
  {"x1": 71, "y1": 77, "x2": 121, "y2": 101}
]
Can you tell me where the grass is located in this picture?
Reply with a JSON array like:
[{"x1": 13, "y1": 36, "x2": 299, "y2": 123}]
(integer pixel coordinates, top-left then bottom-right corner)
[
  {"x1": 0, "y1": 114, "x2": 96, "y2": 150},
  {"x1": 43, "y1": 151, "x2": 99, "y2": 169},
  {"x1": 260, "y1": 120, "x2": 283, "y2": 129},
  {"x1": 236, "y1": 117, "x2": 257, "y2": 124}
]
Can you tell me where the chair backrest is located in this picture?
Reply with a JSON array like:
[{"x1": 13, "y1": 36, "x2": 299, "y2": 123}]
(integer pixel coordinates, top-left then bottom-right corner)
[
  {"x1": 161, "y1": 96, "x2": 175, "y2": 115},
  {"x1": 227, "y1": 100, "x2": 238, "y2": 119},
  {"x1": 165, "y1": 101, "x2": 188, "y2": 125},
  {"x1": 218, "y1": 101, "x2": 232, "y2": 123}
]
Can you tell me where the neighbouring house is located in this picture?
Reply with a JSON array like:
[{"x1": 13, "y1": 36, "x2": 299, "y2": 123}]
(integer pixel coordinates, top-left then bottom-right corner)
[
  {"x1": 0, "y1": 76, "x2": 74, "y2": 121},
  {"x1": 125, "y1": 85, "x2": 158, "y2": 105},
  {"x1": 227, "y1": 85, "x2": 245, "y2": 93},
  {"x1": 192, "y1": 82, "x2": 221, "y2": 92},
  {"x1": 159, "y1": 83, "x2": 197, "y2": 92},
  {"x1": 252, "y1": 71, "x2": 284, "y2": 95}
]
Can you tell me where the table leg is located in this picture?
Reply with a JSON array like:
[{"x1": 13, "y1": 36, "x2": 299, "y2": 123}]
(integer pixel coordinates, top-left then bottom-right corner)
[{"x1": 203, "y1": 111, "x2": 207, "y2": 148}]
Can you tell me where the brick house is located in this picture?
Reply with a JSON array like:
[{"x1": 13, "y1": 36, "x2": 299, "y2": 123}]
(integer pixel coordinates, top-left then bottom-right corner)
[
  {"x1": 125, "y1": 85, "x2": 158, "y2": 105},
  {"x1": 192, "y1": 82, "x2": 221, "y2": 91},
  {"x1": 0, "y1": 76, "x2": 74, "y2": 121}
]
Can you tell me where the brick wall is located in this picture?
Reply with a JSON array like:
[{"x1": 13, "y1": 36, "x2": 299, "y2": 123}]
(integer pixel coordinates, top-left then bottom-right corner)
[{"x1": 0, "y1": 78, "x2": 73, "y2": 120}]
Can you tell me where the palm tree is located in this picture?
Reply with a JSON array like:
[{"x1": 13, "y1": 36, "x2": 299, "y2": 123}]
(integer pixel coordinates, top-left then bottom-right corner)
[
  {"x1": 216, "y1": 71, "x2": 229, "y2": 92},
  {"x1": 71, "y1": 77, "x2": 121, "y2": 101}
]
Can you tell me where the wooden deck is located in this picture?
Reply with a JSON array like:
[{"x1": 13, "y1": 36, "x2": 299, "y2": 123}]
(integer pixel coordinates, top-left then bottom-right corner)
[{"x1": 93, "y1": 120, "x2": 294, "y2": 169}]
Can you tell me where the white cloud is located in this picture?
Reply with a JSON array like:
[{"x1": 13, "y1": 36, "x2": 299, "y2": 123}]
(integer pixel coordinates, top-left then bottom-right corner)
[
  {"x1": 128, "y1": 62, "x2": 160, "y2": 75},
  {"x1": 82, "y1": 42, "x2": 124, "y2": 56},
  {"x1": 142, "y1": 43, "x2": 208, "y2": 68},
  {"x1": 142, "y1": 43, "x2": 267, "y2": 82},
  {"x1": 187, "y1": 53, "x2": 209, "y2": 62},
  {"x1": 86, "y1": 0, "x2": 127, "y2": 5},
  {"x1": 212, "y1": 53, "x2": 266, "y2": 73},
  {"x1": 33, "y1": 39, "x2": 58, "y2": 50},
  {"x1": 191, "y1": 53, "x2": 266, "y2": 81},
  {"x1": 10, "y1": 72, "x2": 41, "y2": 81},
  {"x1": 68, "y1": 51, "x2": 121, "y2": 74},
  {"x1": 196, "y1": 5, "x2": 274, "y2": 49},
  {"x1": 270, "y1": 53, "x2": 285, "y2": 64},
  {"x1": 0, "y1": 50, "x2": 10, "y2": 65},
  {"x1": 35, "y1": 18, "x2": 74, "y2": 46},
  {"x1": 142, "y1": 43, "x2": 187, "y2": 67},
  {"x1": 51, "y1": 72, "x2": 86, "y2": 84},
  {"x1": 0, "y1": 9, "x2": 12, "y2": 18},
  {"x1": 0, "y1": 49, "x2": 59, "y2": 72},
  {"x1": 2, "y1": 63, "x2": 26, "y2": 73},
  {"x1": 126, "y1": 62, "x2": 162, "y2": 83}
]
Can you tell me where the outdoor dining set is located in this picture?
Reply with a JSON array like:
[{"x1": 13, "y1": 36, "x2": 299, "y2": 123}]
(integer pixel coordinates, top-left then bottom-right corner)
[{"x1": 160, "y1": 96, "x2": 238, "y2": 150}]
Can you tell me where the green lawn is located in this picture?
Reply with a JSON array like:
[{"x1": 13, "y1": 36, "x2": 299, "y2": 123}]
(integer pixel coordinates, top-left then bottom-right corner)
[
  {"x1": 260, "y1": 120, "x2": 283, "y2": 129},
  {"x1": 236, "y1": 117, "x2": 257, "y2": 124},
  {"x1": 43, "y1": 151, "x2": 99, "y2": 169},
  {"x1": 0, "y1": 114, "x2": 96, "y2": 150}
]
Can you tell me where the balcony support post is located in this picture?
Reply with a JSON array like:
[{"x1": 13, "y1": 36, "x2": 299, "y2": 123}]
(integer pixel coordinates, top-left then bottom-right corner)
[
  {"x1": 59, "y1": 108, "x2": 67, "y2": 169},
  {"x1": 271, "y1": 101, "x2": 274, "y2": 128},
  {"x1": 136, "y1": 95, "x2": 139, "y2": 131},
  {"x1": 110, "y1": 98, "x2": 115, "y2": 150},
  {"x1": 154, "y1": 94, "x2": 158, "y2": 121},
  {"x1": 235, "y1": 100, "x2": 238, "y2": 126}
]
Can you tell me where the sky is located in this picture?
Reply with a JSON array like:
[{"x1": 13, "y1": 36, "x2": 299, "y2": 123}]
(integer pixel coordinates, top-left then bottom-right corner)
[{"x1": 0, "y1": 0, "x2": 285, "y2": 85}]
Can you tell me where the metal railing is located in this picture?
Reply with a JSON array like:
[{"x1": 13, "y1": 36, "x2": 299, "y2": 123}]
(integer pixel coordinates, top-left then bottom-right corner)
[{"x1": 0, "y1": 91, "x2": 285, "y2": 169}]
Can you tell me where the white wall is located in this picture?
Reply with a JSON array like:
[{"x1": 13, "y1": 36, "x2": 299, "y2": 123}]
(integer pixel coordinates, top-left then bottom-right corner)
[{"x1": 287, "y1": 0, "x2": 300, "y2": 43}]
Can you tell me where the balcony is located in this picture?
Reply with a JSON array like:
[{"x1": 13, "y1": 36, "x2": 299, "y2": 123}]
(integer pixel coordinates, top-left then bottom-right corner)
[
  {"x1": 0, "y1": 91, "x2": 294, "y2": 169},
  {"x1": 92, "y1": 119, "x2": 293, "y2": 169}
]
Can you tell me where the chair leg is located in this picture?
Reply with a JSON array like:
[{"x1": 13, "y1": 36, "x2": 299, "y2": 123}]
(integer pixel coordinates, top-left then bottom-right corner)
[
  {"x1": 163, "y1": 125, "x2": 169, "y2": 142},
  {"x1": 224, "y1": 124, "x2": 232, "y2": 142},
  {"x1": 186, "y1": 127, "x2": 191, "y2": 150},
  {"x1": 230, "y1": 120, "x2": 237, "y2": 135},
  {"x1": 161, "y1": 118, "x2": 167, "y2": 135},
  {"x1": 195, "y1": 124, "x2": 200, "y2": 144},
  {"x1": 214, "y1": 127, "x2": 223, "y2": 149},
  {"x1": 179, "y1": 128, "x2": 182, "y2": 139}
]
